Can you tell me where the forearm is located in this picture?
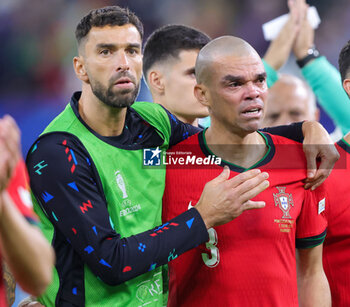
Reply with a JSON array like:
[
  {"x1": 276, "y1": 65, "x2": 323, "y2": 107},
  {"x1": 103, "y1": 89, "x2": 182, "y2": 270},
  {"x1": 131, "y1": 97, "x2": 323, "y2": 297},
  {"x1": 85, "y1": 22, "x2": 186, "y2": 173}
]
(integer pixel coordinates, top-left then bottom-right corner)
[
  {"x1": 47, "y1": 202, "x2": 207, "y2": 286},
  {"x1": 263, "y1": 18, "x2": 297, "y2": 72},
  {"x1": 103, "y1": 208, "x2": 208, "y2": 285},
  {"x1": 262, "y1": 59, "x2": 279, "y2": 88},
  {"x1": 297, "y1": 244, "x2": 331, "y2": 307},
  {"x1": 302, "y1": 57, "x2": 350, "y2": 135},
  {"x1": 3, "y1": 262, "x2": 15, "y2": 306},
  {"x1": 297, "y1": 270, "x2": 331, "y2": 307},
  {"x1": 0, "y1": 192, "x2": 54, "y2": 296},
  {"x1": 301, "y1": 120, "x2": 330, "y2": 144}
]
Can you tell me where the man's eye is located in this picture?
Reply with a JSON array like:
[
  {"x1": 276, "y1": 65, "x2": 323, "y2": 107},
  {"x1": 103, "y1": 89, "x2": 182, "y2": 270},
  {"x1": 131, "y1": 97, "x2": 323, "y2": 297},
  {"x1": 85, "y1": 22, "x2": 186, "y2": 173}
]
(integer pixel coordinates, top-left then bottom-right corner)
[
  {"x1": 100, "y1": 50, "x2": 110, "y2": 55},
  {"x1": 127, "y1": 49, "x2": 137, "y2": 55},
  {"x1": 269, "y1": 113, "x2": 280, "y2": 120},
  {"x1": 290, "y1": 111, "x2": 303, "y2": 118},
  {"x1": 258, "y1": 78, "x2": 267, "y2": 85},
  {"x1": 187, "y1": 70, "x2": 196, "y2": 78}
]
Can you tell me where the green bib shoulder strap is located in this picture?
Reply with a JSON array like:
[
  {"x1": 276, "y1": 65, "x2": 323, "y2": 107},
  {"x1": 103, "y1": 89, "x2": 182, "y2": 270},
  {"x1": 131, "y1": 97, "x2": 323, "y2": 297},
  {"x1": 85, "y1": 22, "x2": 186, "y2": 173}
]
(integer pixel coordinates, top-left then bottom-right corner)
[
  {"x1": 132, "y1": 101, "x2": 171, "y2": 146},
  {"x1": 43, "y1": 101, "x2": 172, "y2": 147}
]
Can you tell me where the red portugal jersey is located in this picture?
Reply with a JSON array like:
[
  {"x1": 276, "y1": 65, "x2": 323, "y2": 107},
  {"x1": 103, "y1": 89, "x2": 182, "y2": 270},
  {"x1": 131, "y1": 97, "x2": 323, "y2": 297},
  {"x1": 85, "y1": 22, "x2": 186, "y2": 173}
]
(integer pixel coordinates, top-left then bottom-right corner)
[
  {"x1": 323, "y1": 139, "x2": 350, "y2": 307},
  {"x1": 0, "y1": 159, "x2": 36, "y2": 307},
  {"x1": 163, "y1": 131, "x2": 327, "y2": 307}
]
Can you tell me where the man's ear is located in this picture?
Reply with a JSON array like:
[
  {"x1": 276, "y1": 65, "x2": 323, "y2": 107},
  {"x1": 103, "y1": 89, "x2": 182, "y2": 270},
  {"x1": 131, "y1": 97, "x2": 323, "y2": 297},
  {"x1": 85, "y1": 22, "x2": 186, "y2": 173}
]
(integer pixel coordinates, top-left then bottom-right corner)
[
  {"x1": 147, "y1": 70, "x2": 165, "y2": 94},
  {"x1": 194, "y1": 84, "x2": 210, "y2": 107},
  {"x1": 73, "y1": 56, "x2": 89, "y2": 83},
  {"x1": 343, "y1": 79, "x2": 350, "y2": 97}
]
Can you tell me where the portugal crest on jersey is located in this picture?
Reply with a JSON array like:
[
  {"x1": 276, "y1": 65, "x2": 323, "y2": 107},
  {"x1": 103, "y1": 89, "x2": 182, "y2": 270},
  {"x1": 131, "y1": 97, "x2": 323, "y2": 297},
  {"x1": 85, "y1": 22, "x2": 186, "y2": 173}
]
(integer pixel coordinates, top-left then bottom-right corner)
[{"x1": 273, "y1": 187, "x2": 294, "y2": 219}]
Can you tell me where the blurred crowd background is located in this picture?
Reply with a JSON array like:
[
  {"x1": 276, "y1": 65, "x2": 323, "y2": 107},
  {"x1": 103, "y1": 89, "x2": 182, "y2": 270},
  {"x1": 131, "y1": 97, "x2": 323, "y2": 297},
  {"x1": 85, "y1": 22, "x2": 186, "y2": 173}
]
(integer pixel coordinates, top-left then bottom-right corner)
[{"x1": 1, "y1": 0, "x2": 349, "y2": 156}]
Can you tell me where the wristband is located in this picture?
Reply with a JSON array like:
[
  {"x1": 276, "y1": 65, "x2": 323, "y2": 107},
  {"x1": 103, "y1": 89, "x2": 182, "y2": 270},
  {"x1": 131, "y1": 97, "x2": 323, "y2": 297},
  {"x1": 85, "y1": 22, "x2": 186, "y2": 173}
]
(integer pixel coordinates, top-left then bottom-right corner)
[{"x1": 296, "y1": 46, "x2": 320, "y2": 68}]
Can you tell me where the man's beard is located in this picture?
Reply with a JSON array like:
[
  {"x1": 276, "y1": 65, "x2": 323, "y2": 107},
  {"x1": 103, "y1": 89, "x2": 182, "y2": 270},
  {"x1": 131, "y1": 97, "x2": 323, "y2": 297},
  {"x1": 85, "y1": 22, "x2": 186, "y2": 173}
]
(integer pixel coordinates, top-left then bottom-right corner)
[{"x1": 90, "y1": 73, "x2": 140, "y2": 108}]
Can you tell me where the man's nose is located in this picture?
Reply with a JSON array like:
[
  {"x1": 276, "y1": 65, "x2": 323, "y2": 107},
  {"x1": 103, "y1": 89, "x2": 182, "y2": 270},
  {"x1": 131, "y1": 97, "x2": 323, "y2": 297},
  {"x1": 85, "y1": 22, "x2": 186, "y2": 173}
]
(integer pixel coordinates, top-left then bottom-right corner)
[
  {"x1": 244, "y1": 82, "x2": 260, "y2": 99},
  {"x1": 116, "y1": 51, "x2": 130, "y2": 71},
  {"x1": 276, "y1": 114, "x2": 292, "y2": 126}
]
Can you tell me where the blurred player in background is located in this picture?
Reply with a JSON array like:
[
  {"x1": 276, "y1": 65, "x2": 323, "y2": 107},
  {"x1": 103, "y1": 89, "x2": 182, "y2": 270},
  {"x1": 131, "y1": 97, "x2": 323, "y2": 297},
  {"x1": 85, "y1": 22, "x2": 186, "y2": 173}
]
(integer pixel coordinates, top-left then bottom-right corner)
[
  {"x1": 163, "y1": 36, "x2": 331, "y2": 307},
  {"x1": 0, "y1": 115, "x2": 54, "y2": 306},
  {"x1": 264, "y1": 74, "x2": 319, "y2": 126},
  {"x1": 339, "y1": 40, "x2": 350, "y2": 98},
  {"x1": 320, "y1": 41, "x2": 350, "y2": 307},
  {"x1": 143, "y1": 24, "x2": 210, "y2": 127}
]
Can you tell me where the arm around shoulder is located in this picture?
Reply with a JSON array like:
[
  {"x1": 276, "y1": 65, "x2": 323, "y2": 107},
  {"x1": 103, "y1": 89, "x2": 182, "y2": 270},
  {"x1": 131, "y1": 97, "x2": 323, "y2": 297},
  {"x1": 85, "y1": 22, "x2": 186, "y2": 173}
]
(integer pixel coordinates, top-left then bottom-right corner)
[{"x1": 302, "y1": 121, "x2": 339, "y2": 189}]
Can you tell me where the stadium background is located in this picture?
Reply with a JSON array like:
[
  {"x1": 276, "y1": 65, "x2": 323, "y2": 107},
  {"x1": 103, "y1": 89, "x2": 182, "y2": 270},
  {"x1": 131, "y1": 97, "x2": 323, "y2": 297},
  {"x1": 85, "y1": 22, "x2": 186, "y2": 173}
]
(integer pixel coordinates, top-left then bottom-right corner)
[{"x1": 0, "y1": 0, "x2": 348, "y2": 305}]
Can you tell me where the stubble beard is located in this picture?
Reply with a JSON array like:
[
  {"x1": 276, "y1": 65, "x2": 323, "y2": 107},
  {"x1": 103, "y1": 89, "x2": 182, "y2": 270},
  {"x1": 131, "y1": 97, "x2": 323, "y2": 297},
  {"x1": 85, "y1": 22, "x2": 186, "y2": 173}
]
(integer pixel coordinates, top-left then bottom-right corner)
[{"x1": 90, "y1": 77, "x2": 140, "y2": 109}]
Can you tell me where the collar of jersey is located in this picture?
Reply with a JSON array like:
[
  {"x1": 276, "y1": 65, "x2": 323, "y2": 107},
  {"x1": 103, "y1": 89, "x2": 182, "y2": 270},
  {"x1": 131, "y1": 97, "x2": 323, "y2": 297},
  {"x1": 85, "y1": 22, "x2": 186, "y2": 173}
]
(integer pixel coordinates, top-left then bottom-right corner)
[
  {"x1": 198, "y1": 128, "x2": 275, "y2": 173},
  {"x1": 337, "y1": 138, "x2": 350, "y2": 154}
]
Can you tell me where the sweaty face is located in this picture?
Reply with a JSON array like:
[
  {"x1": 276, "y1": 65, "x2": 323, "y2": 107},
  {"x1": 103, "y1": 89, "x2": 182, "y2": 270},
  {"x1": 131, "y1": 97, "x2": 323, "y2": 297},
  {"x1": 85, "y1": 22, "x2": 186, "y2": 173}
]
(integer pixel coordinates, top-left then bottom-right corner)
[
  {"x1": 264, "y1": 81, "x2": 316, "y2": 127},
  {"x1": 205, "y1": 54, "x2": 268, "y2": 135},
  {"x1": 83, "y1": 24, "x2": 142, "y2": 108},
  {"x1": 162, "y1": 50, "x2": 209, "y2": 121}
]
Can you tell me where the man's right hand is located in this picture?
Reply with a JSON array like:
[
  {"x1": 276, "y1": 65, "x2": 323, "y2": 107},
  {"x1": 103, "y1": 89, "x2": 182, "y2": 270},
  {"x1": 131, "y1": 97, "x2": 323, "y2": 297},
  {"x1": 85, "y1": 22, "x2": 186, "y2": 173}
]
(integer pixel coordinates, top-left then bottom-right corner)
[
  {"x1": 17, "y1": 296, "x2": 45, "y2": 307},
  {"x1": 292, "y1": 0, "x2": 314, "y2": 61},
  {"x1": 195, "y1": 167, "x2": 269, "y2": 229},
  {"x1": 0, "y1": 115, "x2": 21, "y2": 192}
]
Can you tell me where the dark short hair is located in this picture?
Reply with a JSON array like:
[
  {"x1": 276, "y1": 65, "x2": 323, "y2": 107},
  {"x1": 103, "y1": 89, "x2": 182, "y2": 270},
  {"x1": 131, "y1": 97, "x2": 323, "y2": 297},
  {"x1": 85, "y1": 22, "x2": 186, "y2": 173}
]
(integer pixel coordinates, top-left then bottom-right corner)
[
  {"x1": 143, "y1": 24, "x2": 211, "y2": 79},
  {"x1": 75, "y1": 6, "x2": 143, "y2": 46},
  {"x1": 339, "y1": 40, "x2": 350, "y2": 82}
]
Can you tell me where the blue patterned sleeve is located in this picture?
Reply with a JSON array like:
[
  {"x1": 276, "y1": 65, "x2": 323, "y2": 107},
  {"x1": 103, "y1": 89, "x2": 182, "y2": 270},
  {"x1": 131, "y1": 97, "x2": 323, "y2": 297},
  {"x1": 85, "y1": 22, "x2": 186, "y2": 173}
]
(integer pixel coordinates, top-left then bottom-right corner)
[
  {"x1": 261, "y1": 122, "x2": 304, "y2": 143},
  {"x1": 26, "y1": 133, "x2": 208, "y2": 286},
  {"x1": 159, "y1": 107, "x2": 201, "y2": 147}
]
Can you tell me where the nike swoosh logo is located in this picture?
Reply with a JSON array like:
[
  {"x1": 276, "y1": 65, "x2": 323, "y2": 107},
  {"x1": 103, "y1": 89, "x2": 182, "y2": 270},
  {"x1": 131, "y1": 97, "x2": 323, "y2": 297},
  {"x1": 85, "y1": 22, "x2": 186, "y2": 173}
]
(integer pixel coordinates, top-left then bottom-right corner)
[{"x1": 188, "y1": 201, "x2": 194, "y2": 210}]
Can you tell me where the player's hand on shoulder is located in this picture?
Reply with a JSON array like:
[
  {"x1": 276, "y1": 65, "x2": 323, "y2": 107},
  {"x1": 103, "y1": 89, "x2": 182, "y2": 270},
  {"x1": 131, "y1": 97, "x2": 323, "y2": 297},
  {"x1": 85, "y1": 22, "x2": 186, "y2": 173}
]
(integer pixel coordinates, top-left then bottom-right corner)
[
  {"x1": 17, "y1": 296, "x2": 45, "y2": 307},
  {"x1": 302, "y1": 121, "x2": 339, "y2": 190},
  {"x1": 195, "y1": 166, "x2": 269, "y2": 229}
]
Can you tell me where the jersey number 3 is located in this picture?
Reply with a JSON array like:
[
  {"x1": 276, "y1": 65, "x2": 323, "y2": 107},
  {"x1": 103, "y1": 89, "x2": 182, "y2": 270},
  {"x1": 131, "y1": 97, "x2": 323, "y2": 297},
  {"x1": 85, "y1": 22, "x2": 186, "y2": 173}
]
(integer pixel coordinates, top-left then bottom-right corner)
[{"x1": 202, "y1": 228, "x2": 220, "y2": 268}]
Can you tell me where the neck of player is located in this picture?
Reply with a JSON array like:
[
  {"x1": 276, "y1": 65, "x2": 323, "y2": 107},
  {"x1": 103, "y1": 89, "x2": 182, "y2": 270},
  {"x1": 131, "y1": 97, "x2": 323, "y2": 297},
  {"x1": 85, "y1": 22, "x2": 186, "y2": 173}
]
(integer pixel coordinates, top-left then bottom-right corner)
[
  {"x1": 176, "y1": 114, "x2": 199, "y2": 127},
  {"x1": 205, "y1": 123, "x2": 267, "y2": 169},
  {"x1": 78, "y1": 86, "x2": 127, "y2": 137}
]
